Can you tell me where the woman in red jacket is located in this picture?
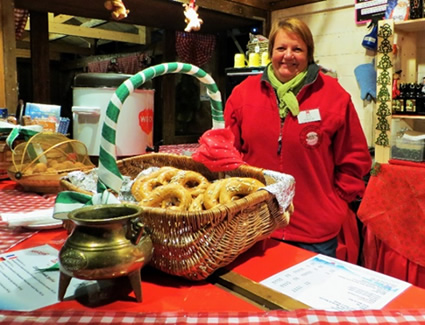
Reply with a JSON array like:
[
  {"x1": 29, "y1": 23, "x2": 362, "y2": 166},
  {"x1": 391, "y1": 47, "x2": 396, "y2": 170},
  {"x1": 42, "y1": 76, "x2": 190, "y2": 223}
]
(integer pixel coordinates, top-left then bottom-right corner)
[{"x1": 224, "y1": 17, "x2": 372, "y2": 257}]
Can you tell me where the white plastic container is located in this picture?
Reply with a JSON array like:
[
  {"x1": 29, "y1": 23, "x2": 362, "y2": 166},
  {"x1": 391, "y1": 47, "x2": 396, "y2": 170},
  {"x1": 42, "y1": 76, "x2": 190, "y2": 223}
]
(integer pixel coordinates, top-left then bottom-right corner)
[
  {"x1": 391, "y1": 137, "x2": 425, "y2": 162},
  {"x1": 72, "y1": 73, "x2": 154, "y2": 157}
]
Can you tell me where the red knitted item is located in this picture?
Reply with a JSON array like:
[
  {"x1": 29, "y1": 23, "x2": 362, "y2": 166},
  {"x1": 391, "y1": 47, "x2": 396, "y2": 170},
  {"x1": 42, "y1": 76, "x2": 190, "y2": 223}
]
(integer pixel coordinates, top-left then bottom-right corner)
[
  {"x1": 192, "y1": 128, "x2": 245, "y2": 172},
  {"x1": 14, "y1": 9, "x2": 29, "y2": 40},
  {"x1": 176, "y1": 31, "x2": 216, "y2": 67}
]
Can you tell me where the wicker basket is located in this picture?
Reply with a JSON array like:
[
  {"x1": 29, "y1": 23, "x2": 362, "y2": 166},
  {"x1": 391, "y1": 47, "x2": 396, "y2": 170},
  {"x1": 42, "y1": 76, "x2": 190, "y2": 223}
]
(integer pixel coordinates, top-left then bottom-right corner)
[
  {"x1": 8, "y1": 132, "x2": 94, "y2": 193},
  {"x1": 58, "y1": 62, "x2": 294, "y2": 280},
  {"x1": 60, "y1": 153, "x2": 291, "y2": 280}
]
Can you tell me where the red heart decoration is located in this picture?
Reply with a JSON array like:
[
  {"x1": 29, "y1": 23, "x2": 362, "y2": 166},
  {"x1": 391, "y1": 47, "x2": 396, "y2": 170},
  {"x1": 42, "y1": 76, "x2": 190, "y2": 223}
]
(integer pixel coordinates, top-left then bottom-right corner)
[{"x1": 138, "y1": 108, "x2": 153, "y2": 134}]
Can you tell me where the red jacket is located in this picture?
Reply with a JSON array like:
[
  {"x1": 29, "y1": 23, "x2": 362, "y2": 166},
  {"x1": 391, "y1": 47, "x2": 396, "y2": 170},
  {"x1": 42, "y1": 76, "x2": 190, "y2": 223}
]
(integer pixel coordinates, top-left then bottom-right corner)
[{"x1": 224, "y1": 64, "x2": 372, "y2": 243}]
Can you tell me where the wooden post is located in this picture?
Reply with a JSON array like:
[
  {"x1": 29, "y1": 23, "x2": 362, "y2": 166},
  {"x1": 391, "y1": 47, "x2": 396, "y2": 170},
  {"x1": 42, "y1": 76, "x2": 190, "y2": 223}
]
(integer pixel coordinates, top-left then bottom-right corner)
[
  {"x1": 162, "y1": 29, "x2": 177, "y2": 144},
  {"x1": 30, "y1": 11, "x2": 50, "y2": 103},
  {"x1": 0, "y1": 0, "x2": 18, "y2": 113}
]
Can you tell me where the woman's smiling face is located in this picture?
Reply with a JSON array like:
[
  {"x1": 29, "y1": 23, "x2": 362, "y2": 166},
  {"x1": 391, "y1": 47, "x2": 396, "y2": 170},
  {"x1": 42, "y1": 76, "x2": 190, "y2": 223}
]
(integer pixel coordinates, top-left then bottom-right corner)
[{"x1": 271, "y1": 29, "x2": 309, "y2": 83}]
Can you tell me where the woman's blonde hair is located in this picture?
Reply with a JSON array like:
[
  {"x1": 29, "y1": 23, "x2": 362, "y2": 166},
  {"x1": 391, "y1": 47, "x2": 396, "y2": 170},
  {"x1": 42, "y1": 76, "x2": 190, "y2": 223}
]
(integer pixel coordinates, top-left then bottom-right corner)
[{"x1": 268, "y1": 18, "x2": 315, "y2": 64}]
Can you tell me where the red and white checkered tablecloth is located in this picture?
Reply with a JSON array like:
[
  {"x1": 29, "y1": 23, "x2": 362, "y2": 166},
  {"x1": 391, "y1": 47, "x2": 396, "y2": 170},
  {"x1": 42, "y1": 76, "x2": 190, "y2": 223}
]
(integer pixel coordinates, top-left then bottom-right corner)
[
  {"x1": 0, "y1": 189, "x2": 56, "y2": 214},
  {"x1": 0, "y1": 227, "x2": 35, "y2": 253},
  {"x1": 0, "y1": 188, "x2": 57, "y2": 253},
  {"x1": 0, "y1": 309, "x2": 424, "y2": 324},
  {"x1": 159, "y1": 143, "x2": 200, "y2": 155}
]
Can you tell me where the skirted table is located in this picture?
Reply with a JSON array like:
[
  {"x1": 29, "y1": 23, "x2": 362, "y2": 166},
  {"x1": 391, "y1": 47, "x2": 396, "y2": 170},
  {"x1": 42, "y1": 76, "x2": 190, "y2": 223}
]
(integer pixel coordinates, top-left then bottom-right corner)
[{"x1": 358, "y1": 160, "x2": 425, "y2": 288}]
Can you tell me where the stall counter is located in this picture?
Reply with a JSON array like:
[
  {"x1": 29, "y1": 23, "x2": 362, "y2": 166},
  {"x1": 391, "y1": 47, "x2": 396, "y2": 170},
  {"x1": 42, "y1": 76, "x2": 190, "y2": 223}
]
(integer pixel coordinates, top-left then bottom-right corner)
[{"x1": 2, "y1": 175, "x2": 425, "y2": 324}]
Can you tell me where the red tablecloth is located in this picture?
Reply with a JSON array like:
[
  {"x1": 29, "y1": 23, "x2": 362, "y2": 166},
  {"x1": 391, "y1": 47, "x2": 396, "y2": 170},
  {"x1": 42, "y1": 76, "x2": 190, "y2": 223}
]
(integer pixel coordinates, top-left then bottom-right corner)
[
  {"x1": 362, "y1": 226, "x2": 425, "y2": 289},
  {"x1": 358, "y1": 162, "x2": 425, "y2": 288},
  {"x1": 0, "y1": 180, "x2": 58, "y2": 253}
]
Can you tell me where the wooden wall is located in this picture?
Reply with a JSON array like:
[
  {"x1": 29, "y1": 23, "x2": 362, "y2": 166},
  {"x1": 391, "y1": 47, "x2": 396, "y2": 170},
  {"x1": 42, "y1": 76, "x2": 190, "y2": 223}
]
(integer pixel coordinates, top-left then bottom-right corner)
[
  {"x1": 417, "y1": 37, "x2": 425, "y2": 81},
  {"x1": 0, "y1": 0, "x2": 18, "y2": 111}
]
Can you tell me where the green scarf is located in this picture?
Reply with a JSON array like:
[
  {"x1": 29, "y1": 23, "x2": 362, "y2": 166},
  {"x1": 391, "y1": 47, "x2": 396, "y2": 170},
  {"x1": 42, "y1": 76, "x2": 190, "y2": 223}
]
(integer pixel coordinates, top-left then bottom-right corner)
[{"x1": 267, "y1": 64, "x2": 307, "y2": 118}]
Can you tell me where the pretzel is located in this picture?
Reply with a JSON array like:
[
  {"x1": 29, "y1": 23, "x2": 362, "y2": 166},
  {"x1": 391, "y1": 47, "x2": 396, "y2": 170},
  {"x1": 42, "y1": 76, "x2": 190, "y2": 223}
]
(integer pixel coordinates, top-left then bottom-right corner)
[
  {"x1": 139, "y1": 183, "x2": 192, "y2": 211},
  {"x1": 188, "y1": 193, "x2": 205, "y2": 211},
  {"x1": 203, "y1": 179, "x2": 228, "y2": 210},
  {"x1": 203, "y1": 177, "x2": 265, "y2": 209},
  {"x1": 170, "y1": 170, "x2": 210, "y2": 197},
  {"x1": 135, "y1": 177, "x2": 164, "y2": 201},
  {"x1": 219, "y1": 177, "x2": 265, "y2": 204},
  {"x1": 131, "y1": 168, "x2": 164, "y2": 201},
  {"x1": 157, "y1": 167, "x2": 180, "y2": 184}
]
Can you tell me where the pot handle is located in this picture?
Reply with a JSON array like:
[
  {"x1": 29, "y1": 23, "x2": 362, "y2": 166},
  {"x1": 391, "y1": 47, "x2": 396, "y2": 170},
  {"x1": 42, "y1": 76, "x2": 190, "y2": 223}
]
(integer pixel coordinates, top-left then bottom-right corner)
[
  {"x1": 127, "y1": 218, "x2": 146, "y2": 245},
  {"x1": 96, "y1": 62, "x2": 224, "y2": 194}
]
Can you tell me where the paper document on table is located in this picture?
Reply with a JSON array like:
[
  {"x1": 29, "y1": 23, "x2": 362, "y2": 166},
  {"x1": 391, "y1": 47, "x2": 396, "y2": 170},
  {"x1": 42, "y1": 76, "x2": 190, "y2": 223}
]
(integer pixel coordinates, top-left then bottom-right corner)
[
  {"x1": 260, "y1": 254, "x2": 411, "y2": 311},
  {"x1": 0, "y1": 244, "x2": 94, "y2": 311}
]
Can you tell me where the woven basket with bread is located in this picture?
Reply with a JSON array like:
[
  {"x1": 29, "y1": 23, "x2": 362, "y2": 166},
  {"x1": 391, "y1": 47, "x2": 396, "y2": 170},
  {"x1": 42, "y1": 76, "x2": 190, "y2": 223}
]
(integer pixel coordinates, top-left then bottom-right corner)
[
  {"x1": 8, "y1": 132, "x2": 94, "y2": 193},
  {"x1": 58, "y1": 62, "x2": 295, "y2": 280}
]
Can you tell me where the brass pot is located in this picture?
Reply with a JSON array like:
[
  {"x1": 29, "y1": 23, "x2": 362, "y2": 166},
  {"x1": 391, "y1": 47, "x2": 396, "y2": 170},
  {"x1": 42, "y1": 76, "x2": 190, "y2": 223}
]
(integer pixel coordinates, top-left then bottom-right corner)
[{"x1": 58, "y1": 204, "x2": 153, "y2": 302}]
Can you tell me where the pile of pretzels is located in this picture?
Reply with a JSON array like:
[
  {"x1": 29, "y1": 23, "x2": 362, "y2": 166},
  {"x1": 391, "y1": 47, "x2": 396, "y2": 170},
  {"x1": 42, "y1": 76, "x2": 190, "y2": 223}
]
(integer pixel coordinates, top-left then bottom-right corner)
[{"x1": 130, "y1": 167, "x2": 265, "y2": 211}]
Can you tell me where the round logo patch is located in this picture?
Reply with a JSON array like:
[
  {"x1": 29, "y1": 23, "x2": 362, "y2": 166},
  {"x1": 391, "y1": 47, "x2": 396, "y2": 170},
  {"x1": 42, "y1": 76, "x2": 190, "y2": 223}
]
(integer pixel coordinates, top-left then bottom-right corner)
[{"x1": 299, "y1": 125, "x2": 322, "y2": 149}]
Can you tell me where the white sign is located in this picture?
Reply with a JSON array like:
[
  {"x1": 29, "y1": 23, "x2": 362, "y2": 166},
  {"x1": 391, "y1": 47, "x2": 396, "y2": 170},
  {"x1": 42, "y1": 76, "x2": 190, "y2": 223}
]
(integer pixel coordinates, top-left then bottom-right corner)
[
  {"x1": 260, "y1": 254, "x2": 411, "y2": 311},
  {"x1": 297, "y1": 108, "x2": 321, "y2": 124},
  {"x1": 0, "y1": 245, "x2": 92, "y2": 311}
]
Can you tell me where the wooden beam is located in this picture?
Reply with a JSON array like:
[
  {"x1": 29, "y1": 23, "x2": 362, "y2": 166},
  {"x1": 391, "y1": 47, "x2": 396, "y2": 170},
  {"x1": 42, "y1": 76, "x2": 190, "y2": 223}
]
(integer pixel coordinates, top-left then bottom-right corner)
[
  {"x1": 16, "y1": 40, "x2": 93, "y2": 59},
  {"x1": 24, "y1": 18, "x2": 146, "y2": 45},
  {"x1": 15, "y1": 0, "x2": 263, "y2": 33},
  {"x1": 49, "y1": 13, "x2": 75, "y2": 24},
  {"x1": 15, "y1": 48, "x2": 60, "y2": 61},
  {"x1": 47, "y1": 13, "x2": 106, "y2": 41},
  {"x1": 49, "y1": 21, "x2": 146, "y2": 44},
  {"x1": 225, "y1": 0, "x2": 271, "y2": 11},
  {"x1": 174, "y1": 0, "x2": 268, "y2": 19},
  {"x1": 59, "y1": 49, "x2": 153, "y2": 70},
  {"x1": 269, "y1": 0, "x2": 325, "y2": 10},
  {"x1": 0, "y1": 0, "x2": 18, "y2": 113},
  {"x1": 30, "y1": 11, "x2": 50, "y2": 103},
  {"x1": 0, "y1": 2, "x2": 7, "y2": 108}
]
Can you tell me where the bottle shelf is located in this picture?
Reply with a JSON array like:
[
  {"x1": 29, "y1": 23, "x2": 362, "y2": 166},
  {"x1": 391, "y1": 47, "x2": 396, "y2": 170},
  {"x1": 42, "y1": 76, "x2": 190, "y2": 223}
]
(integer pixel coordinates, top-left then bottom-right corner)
[
  {"x1": 392, "y1": 114, "x2": 425, "y2": 120},
  {"x1": 395, "y1": 18, "x2": 425, "y2": 32}
]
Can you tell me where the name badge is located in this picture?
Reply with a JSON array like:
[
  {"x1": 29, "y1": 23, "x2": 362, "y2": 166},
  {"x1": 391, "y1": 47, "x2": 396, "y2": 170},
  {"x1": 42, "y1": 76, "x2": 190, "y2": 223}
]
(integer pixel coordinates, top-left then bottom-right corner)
[{"x1": 297, "y1": 108, "x2": 321, "y2": 124}]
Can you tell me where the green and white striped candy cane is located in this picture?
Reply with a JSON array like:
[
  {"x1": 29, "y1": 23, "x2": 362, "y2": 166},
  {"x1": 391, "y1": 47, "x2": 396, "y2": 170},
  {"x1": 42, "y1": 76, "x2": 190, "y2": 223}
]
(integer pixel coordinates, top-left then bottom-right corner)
[{"x1": 97, "y1": 62, "x2": 224, "y2": 194}]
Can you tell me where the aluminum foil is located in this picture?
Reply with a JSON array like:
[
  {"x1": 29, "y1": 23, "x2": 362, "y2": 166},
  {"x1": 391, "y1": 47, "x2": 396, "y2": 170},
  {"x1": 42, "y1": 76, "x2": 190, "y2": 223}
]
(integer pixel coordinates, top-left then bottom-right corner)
[
  {"x1": 63, "y1": 168, "x2": 135, "y2": 203},
  {"x1": 262, "y1": 170, "x2": 295, "y2": 213},
  {"x1": 65, "y1": 169, "x2": 98, "y2": 193}
]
